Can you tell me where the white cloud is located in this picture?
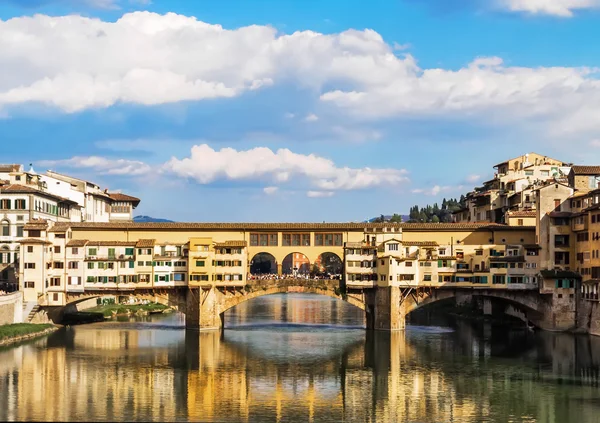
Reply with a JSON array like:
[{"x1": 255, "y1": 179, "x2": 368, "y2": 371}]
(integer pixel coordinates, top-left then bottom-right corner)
[
  {"x1": 0, "y1": 12, "x2": 599, "y2": 137},
  {"x1": 263, "y1": 186, "x2": 278, "y2": 195},
  {"x1": 304, "y1": 113, "x2": 319, "y2": 122},
  {"x1": 44, "y1": 143, "x2": 409, "y2": 193},
  {"x1": 163, "y1": 144, "x2": 409, "y2": 191},
  {"x1": 466, "y1": 174, "x2": 481, "y2": 183},
  {"x1": 590, "y1": 139, "x2": 600, "y2": 147},
  {"x1": 411, "y1": 185, "x2": 463, "y2": 196},
  {"x1": 498, "y1": 0, "x2": 600, "y2": 16},
  {"x1": 40, "y1": 156, "x2": 151, "y2": 176},
  {"x1": 307, "y1": 191, "x2": 334, "y2": 198},
  {"x1": 284, "y1": 112, "x2": 295, "y2": 119}
]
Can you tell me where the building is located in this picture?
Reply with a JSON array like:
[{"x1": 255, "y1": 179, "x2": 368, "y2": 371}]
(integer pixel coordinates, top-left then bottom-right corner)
[
  {"x1": 18, "y1": 221, "x2": 540, "y2": 307},
  {"x1": 0, "y1": 164, "x2": 140, "y2": 292},
  {"x1": 454, "y1": 153, "x2": 570, "y2": 224}
]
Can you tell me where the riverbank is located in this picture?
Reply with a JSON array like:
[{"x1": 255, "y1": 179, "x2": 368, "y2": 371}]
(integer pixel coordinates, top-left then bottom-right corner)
[
  {"x1": 0, "y1": 323, "x2": 57, "y2": 347},
  {"x1": 63, "y1": 302, "x2": 173, "y2": 325}
]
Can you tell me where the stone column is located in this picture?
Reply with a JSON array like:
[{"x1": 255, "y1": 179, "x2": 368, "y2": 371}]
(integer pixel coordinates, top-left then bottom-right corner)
[
  {"x1": 371, "y1": 286, "x2": 406, "y2": 331},
  {"x1": 483, "y1": 298, "x2": 493, "y2": 315},
  {"x1": 185, "y1": 287, "x2": 223, "y2": 330},
  {"x1": 277, "y1": 263, "x2": 282, "y2": 276}
]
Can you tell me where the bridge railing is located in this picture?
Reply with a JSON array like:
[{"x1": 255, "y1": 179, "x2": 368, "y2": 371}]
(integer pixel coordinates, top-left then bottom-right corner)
[{"x1": 244, "y1": 278, "x2": 342, "y2": 292}]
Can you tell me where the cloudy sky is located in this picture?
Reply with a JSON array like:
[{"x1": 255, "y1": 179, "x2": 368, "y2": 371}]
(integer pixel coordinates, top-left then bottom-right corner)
[{"x1": 1, "y1": 0, "x2": 600, "y2": 222}]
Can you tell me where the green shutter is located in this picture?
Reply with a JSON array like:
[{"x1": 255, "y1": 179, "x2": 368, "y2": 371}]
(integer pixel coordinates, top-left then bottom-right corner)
[
  {"x1": 154, "y1": 274, "x2": 158, "y2": 282},
  {"x1": 165, "y1": 274, "x2": 169, "y2": 282},
  {"x1": 482, "y1": 276, "x2": 488, "y2": 284},
  {"x1": 129, "y1": 261, "x2": 134, "y2": 268},
  {"x1": 125, "y1": 248, "x2": 134, "y2": 256},
  {"x1": 438, "y1": 260, "x2": 443, "y2": 268}
]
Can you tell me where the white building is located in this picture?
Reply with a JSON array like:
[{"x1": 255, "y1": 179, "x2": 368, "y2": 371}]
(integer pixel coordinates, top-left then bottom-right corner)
[{"x1": 0, "y1": 164, "x2": 140, "y2": 292}]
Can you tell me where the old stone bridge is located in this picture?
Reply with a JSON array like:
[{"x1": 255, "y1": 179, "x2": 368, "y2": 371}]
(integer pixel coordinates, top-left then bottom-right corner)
[{"x1": 56, "y1": 278, "x2": 566, "y2": 331}]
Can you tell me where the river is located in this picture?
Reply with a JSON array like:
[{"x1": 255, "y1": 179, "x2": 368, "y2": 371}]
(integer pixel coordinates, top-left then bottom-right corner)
[{"x1": 1, "y1": 293, "x2": 600, "y2": 422}]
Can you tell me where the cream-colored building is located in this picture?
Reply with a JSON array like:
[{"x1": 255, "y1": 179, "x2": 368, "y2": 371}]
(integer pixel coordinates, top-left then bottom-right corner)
[
  {"x1": 454, "y1": 153, "x2": 570, "y2": 224},
  {"x1": 18, "y1": 221, "x2": 542, "y2": 307},
  {"x1": 0, "y1": 164, "x2": 140, "y2": 294}
]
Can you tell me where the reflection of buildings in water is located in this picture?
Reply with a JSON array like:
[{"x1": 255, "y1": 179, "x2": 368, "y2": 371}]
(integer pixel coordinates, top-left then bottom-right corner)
[
  {"x1": 4, "y1": 319, "x2": 600, "y2": 422},
  {"x1": 0, "y1": 328, "x2": 186, "y2": 422}
]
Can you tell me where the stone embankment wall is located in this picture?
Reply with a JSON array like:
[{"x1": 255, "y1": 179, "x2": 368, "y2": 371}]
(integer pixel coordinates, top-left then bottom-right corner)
[
  {"x1": 577, "y1": 300, "x2": 600, "y2": 336},
  {"x1": 0, "y1": 292, "x2": 23, "y2": 325}
]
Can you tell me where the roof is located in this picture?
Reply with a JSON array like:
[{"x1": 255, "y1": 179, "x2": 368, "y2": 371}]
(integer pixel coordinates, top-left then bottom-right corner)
[
  {"x1": 135, "y1": 239, "x2": 156, "y2": 248},
  {"x1": 66, "y1": 239, "x2": 89, "y2": 247},
  {"x1": 344, "y1": 242, "x2": 377, "y2": 249},
  {"x1": 540, "y1": 270, "x2": 581, "y2": 279},
  {"x1": 48, "y1": 222, "x2": 71, "y2": 233},
  {"x1": 87, "y1": 241, "x2": 137, "y2": 247},
  {"x1": 402, "y1": 241, "x2": 439, "y2": 247},
  {"x1": 523, "y1": 244, "x2": 542, "y2": 250},
  {"x1": 0, "y1": 184, "x2": 79, "y2": 204},
  {"x1": 508, "y1": 211, "x2": 536, "y2": 218},
  {"x1": 0, "y1": 164, "x2": 22, "y2": 173},
  {"x1": 569, "y1": 166, "x2": 600, "y2": 176},
  {"x1": 548, "y1": 211, "x2": 572, "y2": 218},
  {"x1": 63, "y1": 221, "x2": 534, "y2": 232},
  {"x1": 582, "y1": 279, "x2": 600, "y2": 285},
  {"x1": 214, "y1": 240, "x2": 247, "y2": 248},
  {"x1": 18, "y1": 238, "x2": 51, "y2": 245},
  {"x1": 494, "y1": 153, "x2": 565, "y2": 169},
  {"x1": 24, "y1": 219, "x2": 49, "y2": 231},
  {"x1": 107, "y1": 192, "x2": 141, "y2": 207}
]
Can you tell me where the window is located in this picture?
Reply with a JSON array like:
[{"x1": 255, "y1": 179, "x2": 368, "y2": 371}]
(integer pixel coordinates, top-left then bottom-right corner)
[
  {"x1": 28, "y1": 230, "x2": 40, "y2": 237},
  {"x1": 475, "y1": 249, "x2": 483, "y2": 256},
  {"x1": 25, "y1": 262, "x2": 35, "y2": 269},
  {"x1": 54, "y1": 246, "x2": 61, "y2": 254},
  {"x1": 196, "y1": 260, "x2": 205, "y2": 267},
  {"x1": 27, "y1": 246, "x2": 33, "y2": 253},
  {"x1": 315, "y1": 233, "x2": 343, "y2": 246},
  {"x1": 53, "y1": 261, "x2": 64, "y2": 269},
  {"x1": 517, "y1": 219, "x2": 524, "y2": 226},
  {"x1": 388, "y1": 243, "x2": 399, "y2": 251},
  {"x1": 1, "y1": 220, "x2": 9, "y2": 237},
  {"x1": 405, "y1": 261, "x2": 413, "y2": 267},
  {"x1": 15, "y1": 199, "x2": 26, "y2": 210},
  {"x1": 87, "y1": 262, "x2": 94, "y2": 269},
  {"x1": 424, "y1": 274, "x2": 432, "y2": 281},
  {"x1": 108, "y1": 248, "x2": 116, "y2": 258},
  {"x1": 438, "y1": 248, "x2": 446, "y2": 256},
  {"x1": 68, "y1": 261, "x2": 78, "y2": 269},
  {"x1": 88, "y1": 248, "x2": 97, "y2": 256},
  {"x1": 24, "y1": 281, "x2": 35, "y2": 288},
  {"x1": 493, "y1": 275, "x2": 506, "y2": 284},
  {"x1": 50, "y1": 277, "x2": 61, "y2": 287},
  {"x1": 0, "y1": 200, "x2": 11, "y2": 210},
  {"x1": 554, "y1": 199, "x2": 561, "y2": 211},
  {"x1": 174, "y1": 273, "x2": 185, "y2": 281},
  {"x1": 125, "y1": 248, "x2": 134, "y2": 256}
]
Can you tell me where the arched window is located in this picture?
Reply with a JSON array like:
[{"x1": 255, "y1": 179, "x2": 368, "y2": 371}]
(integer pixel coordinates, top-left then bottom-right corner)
[
  {"x1": 0, "y1": 245, "x2": 9, "y2": 264},
  {"x1": 1, "y1": 220, "x2": 10, "y2": 237}
]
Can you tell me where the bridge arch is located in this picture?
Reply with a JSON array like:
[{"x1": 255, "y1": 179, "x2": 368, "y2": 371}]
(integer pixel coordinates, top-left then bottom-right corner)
[
  {"x1": 250, "y1": 252, "x2": 278, "y2": 275},
  {"x1": 218, "y1": 282, "x2": 367, "y2": 315},
  {"x1": 282, "y1": 252, "x2": 310, "y2": 276},
  {"x1": 400, "y1": 288, "x2": 544, "y2": 327},
  {"x1": 314, "y1": 252, "x2": 343, "y2": 277}
]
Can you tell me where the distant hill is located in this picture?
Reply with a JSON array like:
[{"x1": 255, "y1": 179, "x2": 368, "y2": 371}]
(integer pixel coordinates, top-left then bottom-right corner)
[{"x1": 133, "y1": 215, "x2": 174, "y2": 223}]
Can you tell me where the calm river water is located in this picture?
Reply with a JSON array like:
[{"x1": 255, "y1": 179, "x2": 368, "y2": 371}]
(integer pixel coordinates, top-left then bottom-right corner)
[{"x1": 1, "y1": 293, "x2": 600, "y2": 422}]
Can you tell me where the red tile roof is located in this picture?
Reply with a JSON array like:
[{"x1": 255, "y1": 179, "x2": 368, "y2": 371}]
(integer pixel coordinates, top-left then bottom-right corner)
[
  {"x1": 135, "y1": 239, "x2": 156, "y2": 248},
  {"x1": 108, "y1": 192, "x2": 141, "y2": 207},
  {"x1": 570, "y1": 165, "x2": 600, "y2": 175},
  {"x1": 0, "y1": 164, "x2": 22, "y2": 173},
  {"x1": 508, "y1": 211, "x2": 536, "y2": 218}
]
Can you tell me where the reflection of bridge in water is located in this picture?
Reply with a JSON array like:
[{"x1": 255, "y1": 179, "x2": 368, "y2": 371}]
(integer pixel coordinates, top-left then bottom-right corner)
[{"x1": 2, "y1": 321, "x2": 600, "y2": 422}]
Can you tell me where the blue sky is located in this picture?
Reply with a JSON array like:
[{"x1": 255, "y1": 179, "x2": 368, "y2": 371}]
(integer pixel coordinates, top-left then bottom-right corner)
[{"x1": 1, "y1": 0, "x2": 600, "y2": 222}]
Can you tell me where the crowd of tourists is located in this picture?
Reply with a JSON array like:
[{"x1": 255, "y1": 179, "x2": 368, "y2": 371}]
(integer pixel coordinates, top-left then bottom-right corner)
[{"x1": 248, "y1": 273, "x2": 342, "y2": 281}]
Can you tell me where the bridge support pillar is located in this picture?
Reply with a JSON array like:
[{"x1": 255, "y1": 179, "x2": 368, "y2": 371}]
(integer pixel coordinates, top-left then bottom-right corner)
[
  {"x1": 483, "y1": 298, "x2": 492, "y2": 316},
  {"x1": 185, "y1": 287, "x2": 223, "y2": 330},
  {"x1": 369, "y1": 286, "x2": 406, "y2": 331}
]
